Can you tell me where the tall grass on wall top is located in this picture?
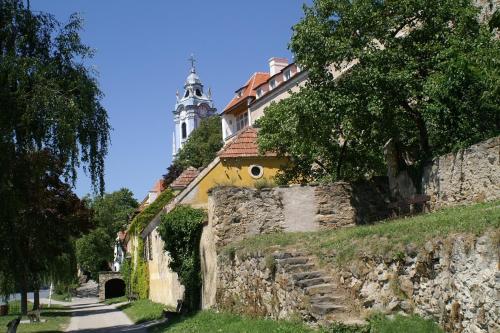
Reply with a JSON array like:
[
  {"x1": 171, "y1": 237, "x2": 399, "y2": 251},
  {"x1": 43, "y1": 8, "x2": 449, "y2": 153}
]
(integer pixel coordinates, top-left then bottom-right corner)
[
  {"x1": 158, "y1": 206, "x2": 205, "y2": 311},
  {"x1": 129, "y1": 189, "x2": 175, "y2": 234}
]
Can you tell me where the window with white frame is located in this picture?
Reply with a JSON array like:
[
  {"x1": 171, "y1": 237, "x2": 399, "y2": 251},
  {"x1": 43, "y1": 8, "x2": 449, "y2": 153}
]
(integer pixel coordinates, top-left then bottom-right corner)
[
  {"x1": 284, "y1": 69, "x2": 291, "y2": 81},
  {"x1": 269, "y1": 79, "x2": 276, "y2": 89},
  {"x1": 256, "y1": 87, "x2": 263, "y2": 98},
  {"x1": 236, "y1": 112, "x2": 248, "y2": 132}
]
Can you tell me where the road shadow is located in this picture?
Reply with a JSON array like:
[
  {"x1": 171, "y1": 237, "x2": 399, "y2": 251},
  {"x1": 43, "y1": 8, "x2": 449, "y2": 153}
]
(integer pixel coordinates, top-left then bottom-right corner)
[{"x1": 64, "y1": 318, "x2": 167, "y2": 333}]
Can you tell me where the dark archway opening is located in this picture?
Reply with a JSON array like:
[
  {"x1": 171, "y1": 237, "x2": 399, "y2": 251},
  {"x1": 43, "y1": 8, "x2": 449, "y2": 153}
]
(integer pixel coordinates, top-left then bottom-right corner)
[{"x1": 105, "y1": 278, "x2": 125, "y2": 299}]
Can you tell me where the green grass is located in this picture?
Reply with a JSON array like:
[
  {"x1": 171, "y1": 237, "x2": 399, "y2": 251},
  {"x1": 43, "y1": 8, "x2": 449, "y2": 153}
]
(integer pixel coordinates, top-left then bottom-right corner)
[
  {"x1": 223, "y1": 200, "x2": 500, "y2": 267},
  {"x1": 118, "y1": 299, "x2": 168, "y2": 324},
  {"x1": 104, "y1": 296, "x2": 128, "y2": 305},
  {"x1": 369, "y1": 314, "x2": 444, "y2": 333},
  {"x1": 51, "y1": 292, "x2": 72, "y2": 302},
  {"x1": 0, "y1": 301, "x2": 70, "y2": 333},
  {"x1": 149, "y1": 310, "x2": 444, "y2": 333},
  {"x1": 150, "y1": 310, "x2": 322, "y2": 333}
]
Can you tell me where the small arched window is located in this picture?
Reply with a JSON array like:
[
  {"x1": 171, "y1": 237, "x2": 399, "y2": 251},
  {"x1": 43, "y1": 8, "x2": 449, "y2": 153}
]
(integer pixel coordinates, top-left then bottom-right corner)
[
  {"x1": 184, "y1": 90, "x2": 190, "y2": 98},
  {"x1": 181, "y1": 122, "x2": 187, "y2": 139},
  {"x1": 195, "y1": 89, "x2": 202, "y2": 97}
]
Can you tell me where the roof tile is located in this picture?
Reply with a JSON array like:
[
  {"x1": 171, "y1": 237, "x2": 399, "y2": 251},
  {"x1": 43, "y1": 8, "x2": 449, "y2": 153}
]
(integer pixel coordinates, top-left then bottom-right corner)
[
  {"x1": 170, "y1": 167, "x2": 200, "y2": 190},
  {"x1": 218, "y1": 127, "x2": 276, "y2": 158}
]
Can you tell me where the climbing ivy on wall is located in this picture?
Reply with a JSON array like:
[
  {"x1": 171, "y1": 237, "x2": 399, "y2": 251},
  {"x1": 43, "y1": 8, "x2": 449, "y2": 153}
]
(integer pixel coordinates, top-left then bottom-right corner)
[
  {"x1": 158, "y1": 206, "x2": 205, "y2": 311},
  {"x1": 129, "y1": 189, "x2": 175, "y2": 234}
]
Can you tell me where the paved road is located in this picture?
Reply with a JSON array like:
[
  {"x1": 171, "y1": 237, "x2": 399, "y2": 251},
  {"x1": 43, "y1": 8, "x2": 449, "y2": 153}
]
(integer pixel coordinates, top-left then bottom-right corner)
[{"x1": 63, "y1": 297, "x2": 165, "y2": 333}]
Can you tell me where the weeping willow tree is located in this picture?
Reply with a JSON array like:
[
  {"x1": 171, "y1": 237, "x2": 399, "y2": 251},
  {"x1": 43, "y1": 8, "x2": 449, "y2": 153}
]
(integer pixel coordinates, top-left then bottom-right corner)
[{"x1": 0, "y1": 0, "x2": 110, "y2": 314}]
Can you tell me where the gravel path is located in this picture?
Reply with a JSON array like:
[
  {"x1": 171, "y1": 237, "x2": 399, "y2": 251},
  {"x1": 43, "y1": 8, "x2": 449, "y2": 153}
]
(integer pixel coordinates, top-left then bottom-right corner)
[{"x1": 64, "y1": 297, "x2": 152, "y2": 333}]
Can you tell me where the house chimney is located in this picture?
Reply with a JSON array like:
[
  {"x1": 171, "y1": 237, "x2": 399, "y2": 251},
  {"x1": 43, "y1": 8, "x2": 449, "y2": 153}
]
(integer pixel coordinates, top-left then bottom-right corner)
[{"x1": 268, "y1": 57, "x2": 288, "y2": 76}]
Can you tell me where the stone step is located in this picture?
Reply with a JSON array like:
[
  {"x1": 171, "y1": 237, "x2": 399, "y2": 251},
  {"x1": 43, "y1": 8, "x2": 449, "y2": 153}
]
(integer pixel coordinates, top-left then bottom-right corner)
[
  {"x1": 305, "y1": 283, "x2": 338, "y2": 296},
  {"x1": 296, "y1": 277, "x2": 332, "y2": 288},
  {"x1": 272, "y1": 252, "x2": 305, "y2": 259},
  {"x1": 292, "y1": 271, "x2": 325, "y2": 281},
  {"x1": 283, "y1": 263, "x2": 316, "y2": 273},
  {"x1": 311, "y1": 303, "x2": 348, "y2": 315},
  {"x1": 276, "y1": 257, "x2": 310, "y2": 266},
  {"x1": 310, "y1": 295, "x2": 344, "y2": 304}
]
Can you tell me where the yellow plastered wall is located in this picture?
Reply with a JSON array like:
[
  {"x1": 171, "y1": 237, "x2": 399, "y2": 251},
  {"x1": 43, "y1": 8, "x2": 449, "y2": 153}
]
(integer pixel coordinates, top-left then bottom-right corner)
[
  {"x1": 179, "y1": 157, "x2": 287, "y2": 208},
  {"x1": 147, "y1": 228, "x2": 184, "y2": 308}
]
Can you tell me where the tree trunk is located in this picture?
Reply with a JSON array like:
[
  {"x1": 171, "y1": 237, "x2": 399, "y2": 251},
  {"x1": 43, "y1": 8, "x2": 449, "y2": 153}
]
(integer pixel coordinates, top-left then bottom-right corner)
[
  {"x1": 33, "y1": 289, "x2": 39, "y2": 310},
  {"x1": 20, "y1": 282, "x2": 28, "y2": 315}
]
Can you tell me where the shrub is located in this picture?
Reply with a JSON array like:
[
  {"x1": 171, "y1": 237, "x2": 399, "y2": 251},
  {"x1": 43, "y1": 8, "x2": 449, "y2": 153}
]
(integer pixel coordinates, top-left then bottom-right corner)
[{"x1": 158, "y1": 206, "x2": 206, "y2": 311}]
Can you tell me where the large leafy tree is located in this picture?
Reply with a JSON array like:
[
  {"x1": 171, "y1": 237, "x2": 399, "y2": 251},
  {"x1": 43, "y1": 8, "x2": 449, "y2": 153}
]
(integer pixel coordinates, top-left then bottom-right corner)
[
  {"x1": 10, "y1": 150, "x2": 92, "y2": 313},
  {"x1": 258, "y1": 0, "x2": 499, "y2": 183},
  {"x1": 76, "y1": 189, "x2": 138, "y2": 279},
  {"x1": 0, "y1": 0, "x2": 110, "y2": 313}
]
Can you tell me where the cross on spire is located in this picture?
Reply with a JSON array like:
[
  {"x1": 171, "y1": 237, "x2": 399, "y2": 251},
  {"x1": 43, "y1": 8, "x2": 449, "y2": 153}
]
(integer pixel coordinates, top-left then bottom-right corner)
[{"x1": 188, "y1": 53, "x2": 196, "y2": 73}]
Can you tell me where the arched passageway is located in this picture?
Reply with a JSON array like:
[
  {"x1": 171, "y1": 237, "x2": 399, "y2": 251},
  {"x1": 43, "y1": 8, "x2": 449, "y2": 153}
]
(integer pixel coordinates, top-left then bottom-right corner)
[{"x1": 104, "y1": 278, "x2": 125, "y2": 299}]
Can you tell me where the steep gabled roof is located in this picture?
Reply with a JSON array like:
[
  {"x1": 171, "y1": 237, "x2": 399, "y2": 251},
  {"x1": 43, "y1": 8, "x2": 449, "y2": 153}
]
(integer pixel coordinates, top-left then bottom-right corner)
[
  {"x1": 222, "y1": 72, "x2": 270, "y2": 113},
  {"x1": 217, "y1": 127, "x2": 276, "y2": 159},
  {"x1": 170, "y1": 167, "x2": 200, "y2": 190}
]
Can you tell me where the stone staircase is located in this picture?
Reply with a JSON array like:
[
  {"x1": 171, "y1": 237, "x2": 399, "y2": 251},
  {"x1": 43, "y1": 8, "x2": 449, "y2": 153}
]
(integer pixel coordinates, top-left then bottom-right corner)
[{"x1": 273, "y1": 252, "x2": 358, "y2": 324}]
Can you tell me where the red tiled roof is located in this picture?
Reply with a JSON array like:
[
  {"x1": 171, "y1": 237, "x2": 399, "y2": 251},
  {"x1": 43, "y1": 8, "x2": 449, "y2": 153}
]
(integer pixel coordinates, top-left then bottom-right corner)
[
  {"x1": 218, "y1": 127, "x2": 276, "y2": 159},
  {"x1": 170, "y1": 167, "x2": 200, "y2": 190},
  {"x1": 223, "y1": 72, "x2": 270, "y2": 113}
]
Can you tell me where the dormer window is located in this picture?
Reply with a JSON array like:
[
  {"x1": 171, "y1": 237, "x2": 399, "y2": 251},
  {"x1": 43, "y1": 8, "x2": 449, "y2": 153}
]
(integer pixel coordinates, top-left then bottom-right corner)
[
  {"x1": 256, "y1": 88, "x2": 263, "y2": 98},
  {"x1": 184, "y1": 90, "x2": 190, "y2": 98},
  {"x1": 284, "y1": 69, "x2": 291, "y2": 81},
  {"x1": 195, "y1": 89, "x2": 202, "y2": 97},
  {"x1": 269, "y1": 79, "x2": 276, "y2": 89},
  {"x1": 236, "y1": 89, "x2": 243, "y2": 98}
]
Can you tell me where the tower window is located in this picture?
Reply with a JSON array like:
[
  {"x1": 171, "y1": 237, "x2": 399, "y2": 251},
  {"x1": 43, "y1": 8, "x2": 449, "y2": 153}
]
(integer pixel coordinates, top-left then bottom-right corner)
[
  {"x1": 184, "y1": 90, "x2": 190, "y2": 98},
  {"x1": 195, "y1": 89, "x2": 202, "y2": 97},
  {"x1": 181, "y1": 122, "x2": 187, "y2": 139}
]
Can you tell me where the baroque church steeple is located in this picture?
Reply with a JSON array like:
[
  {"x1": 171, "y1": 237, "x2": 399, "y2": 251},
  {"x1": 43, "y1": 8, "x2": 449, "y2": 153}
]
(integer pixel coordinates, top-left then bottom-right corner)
[{"x1": 172, "y1": 56, "x2": 216, "y2": 156}]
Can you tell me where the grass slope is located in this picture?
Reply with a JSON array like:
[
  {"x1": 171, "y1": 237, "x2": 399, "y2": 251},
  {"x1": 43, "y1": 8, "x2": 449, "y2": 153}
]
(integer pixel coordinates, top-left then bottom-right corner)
[
  {"x1": 118, "y1": 299, "x2": 168, "y2": 324},
  {"x1": 224, "y1": 200, "x2": 500, "y2": 267},
  {"x1": 0, "y1": 301, "x2": 69, "y2": 333},
  {"x1": 150, "y1": 310, "x2": 320, "y2": 333},
  {"x1": 150, "y1": 310, "x2": 443, "y2": 333}
]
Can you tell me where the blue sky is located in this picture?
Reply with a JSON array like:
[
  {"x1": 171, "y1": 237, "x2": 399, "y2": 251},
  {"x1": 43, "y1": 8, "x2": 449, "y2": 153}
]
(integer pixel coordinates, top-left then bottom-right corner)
[{"x1": 31, "y1": 0, "x2": 309, "y2": 200}]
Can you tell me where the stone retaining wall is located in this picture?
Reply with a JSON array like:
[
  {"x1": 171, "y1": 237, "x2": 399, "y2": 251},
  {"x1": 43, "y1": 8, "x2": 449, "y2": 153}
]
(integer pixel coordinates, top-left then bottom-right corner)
[
  {"x1": 422, "y1": 136, "x2": 499, "y2": 210},
  {"x1": 345, "y1": 234, "x2": 499, "y2": 333},
  {"x1": 215, "y1": 234, "x2": 499, "y2": 332}
]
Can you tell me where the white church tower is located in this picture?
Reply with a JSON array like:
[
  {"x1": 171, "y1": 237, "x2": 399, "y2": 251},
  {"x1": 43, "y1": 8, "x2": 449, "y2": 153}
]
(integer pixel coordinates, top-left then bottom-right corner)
[{"x1": 172, "y1": 56, "x2": 217, "y2": 156}]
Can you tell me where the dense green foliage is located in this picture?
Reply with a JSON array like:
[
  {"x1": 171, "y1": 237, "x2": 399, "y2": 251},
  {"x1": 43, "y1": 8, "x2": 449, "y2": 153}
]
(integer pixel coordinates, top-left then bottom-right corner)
[
  {"x1": 118, "y1": 299, "x2": 168, "y2": 324},
  {"x1": 129, "y1": 189, "x2": 175, "y2": 234},
  {"x1": 158, "y1": 206, "x2": 205, "y2": 311},
  {"x1": 258, "y1": 0, "x2": 500, "y2": 183},
  {"x1": 76, "y1": 189, "x2": 137, "y2": 279},
  {"x1": 75, "y1": 228, "x2": 113, "y2": 280},
  {"x1": 88, "y1": 189, "x2": 138, "y2": 236},
  {"x1": 131, "y1": 239, "x2": 149, "y2": 300},
  {"x1": 0, "y1": 0, "x2": 110, "y2": 314},
  {"x1": 163, "y1": 116, "x2": 222, "y2": 186},
  {"x1": 120, "y1": 257, "x2": 132, "y2": 297},
  {"x1": 224, "y1": 200, "x2": 499, "y2": 268}
]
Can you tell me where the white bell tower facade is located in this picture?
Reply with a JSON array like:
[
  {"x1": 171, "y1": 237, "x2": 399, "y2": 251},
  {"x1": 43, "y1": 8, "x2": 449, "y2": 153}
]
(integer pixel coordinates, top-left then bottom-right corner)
[{"x1": 172, "y1": 56, "x2": 217, "y2": 156}]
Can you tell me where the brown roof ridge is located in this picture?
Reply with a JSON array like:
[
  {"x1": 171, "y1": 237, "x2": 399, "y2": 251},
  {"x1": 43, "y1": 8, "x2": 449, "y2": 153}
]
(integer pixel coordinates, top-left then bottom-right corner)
[{"x1": 170, "y1": 166, "x2": 200, "y2": 190}]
